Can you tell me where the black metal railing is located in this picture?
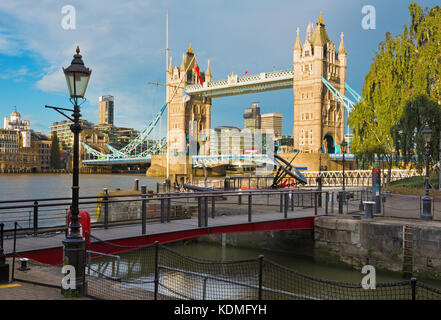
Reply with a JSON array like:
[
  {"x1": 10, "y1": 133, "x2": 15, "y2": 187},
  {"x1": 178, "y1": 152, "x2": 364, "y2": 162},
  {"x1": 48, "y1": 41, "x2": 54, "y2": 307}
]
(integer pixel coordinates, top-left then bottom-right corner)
[
  {"x1": 0, "y1": 189, "x2": 332, "y2": 235},
  {"x1": 82, "y1": 235, "x2": 441, "y2": 300}
]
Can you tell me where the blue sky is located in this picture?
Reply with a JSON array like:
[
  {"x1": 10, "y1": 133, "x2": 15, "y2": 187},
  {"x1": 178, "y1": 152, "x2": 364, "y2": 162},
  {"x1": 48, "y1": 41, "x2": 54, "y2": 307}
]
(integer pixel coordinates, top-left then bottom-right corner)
[{"x1": 0, "y1": 0, "x2": 439, "y2": 136}]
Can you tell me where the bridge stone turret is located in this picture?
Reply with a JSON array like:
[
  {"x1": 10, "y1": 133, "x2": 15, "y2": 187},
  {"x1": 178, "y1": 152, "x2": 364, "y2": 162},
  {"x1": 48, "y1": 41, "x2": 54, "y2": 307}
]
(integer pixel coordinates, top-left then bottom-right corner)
[
  {"x1": 293, "y1": 13, "x2": 346, "y2": 156},
  {"x1": 165, "y1": 45, "x2": 212, "y2": 176}
]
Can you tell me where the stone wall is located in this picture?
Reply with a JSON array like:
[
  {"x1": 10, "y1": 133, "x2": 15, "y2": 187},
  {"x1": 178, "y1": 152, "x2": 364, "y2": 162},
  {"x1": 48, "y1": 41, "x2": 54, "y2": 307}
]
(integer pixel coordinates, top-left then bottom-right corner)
[
  {"x1": 314, "y1": 216, "x2": 441, "y2": 279},
  {"x1": 95, "y1": 189, "x2": 197, "y2": 222},
  {"x1": 196, "y1": 230, "x2": 314, "y2": 256},
  {"x1": 278, "y1": 152, "x2": 355, "y2": 172}
]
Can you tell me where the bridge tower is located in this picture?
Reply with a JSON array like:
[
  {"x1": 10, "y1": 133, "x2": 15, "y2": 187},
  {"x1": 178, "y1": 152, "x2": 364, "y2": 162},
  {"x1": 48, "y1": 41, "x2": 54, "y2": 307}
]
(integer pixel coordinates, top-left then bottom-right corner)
[
  {"x1": 293, "y1": 13, "x2": 347, "y2": 155},
  {"x1": 166, "y1": 45, "x2": 212, "y2": 176}
]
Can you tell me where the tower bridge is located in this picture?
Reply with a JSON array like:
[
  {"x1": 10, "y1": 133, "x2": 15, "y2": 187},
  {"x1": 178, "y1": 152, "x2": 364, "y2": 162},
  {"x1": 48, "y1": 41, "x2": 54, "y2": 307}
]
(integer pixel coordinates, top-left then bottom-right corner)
[{"x1": 82, "y1": 12, "x2": 359, "y2": 177}]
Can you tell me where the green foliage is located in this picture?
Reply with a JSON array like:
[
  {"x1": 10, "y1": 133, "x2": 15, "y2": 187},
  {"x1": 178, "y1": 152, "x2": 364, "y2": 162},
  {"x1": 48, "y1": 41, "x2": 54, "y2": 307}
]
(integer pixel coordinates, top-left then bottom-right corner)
[
  {"x1": 63, "y1": 288, "x2": 80, "y2": 298},
  {"x1": 391, "y1": 94, "x2": 441, "y2": 169},
  {"x1": 349, "y1": 3, "x2": 441, "y2": 166},
  {"x1": 50, "y1": 134, "x2": 62, "y2": 169}
]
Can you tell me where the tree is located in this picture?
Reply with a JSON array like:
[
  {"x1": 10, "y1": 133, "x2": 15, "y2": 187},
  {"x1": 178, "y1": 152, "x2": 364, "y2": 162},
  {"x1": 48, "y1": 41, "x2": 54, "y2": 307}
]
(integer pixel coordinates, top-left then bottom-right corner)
[
  {"x1": 348, "y1": 3, "x2": 441, "y2": 183},
  {"x1": 50, "y1": 134, "x2": 61, "y2": 169},
  {"x1": 392, "y1": 94, "x2": 441, "y2": 170}
]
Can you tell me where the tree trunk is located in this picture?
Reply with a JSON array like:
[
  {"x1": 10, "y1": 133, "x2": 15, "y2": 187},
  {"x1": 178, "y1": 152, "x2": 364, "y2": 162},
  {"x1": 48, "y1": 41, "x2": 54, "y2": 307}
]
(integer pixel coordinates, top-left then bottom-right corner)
[{"x1": 387, "y1": 154, "x2": 392, "y2": 186}]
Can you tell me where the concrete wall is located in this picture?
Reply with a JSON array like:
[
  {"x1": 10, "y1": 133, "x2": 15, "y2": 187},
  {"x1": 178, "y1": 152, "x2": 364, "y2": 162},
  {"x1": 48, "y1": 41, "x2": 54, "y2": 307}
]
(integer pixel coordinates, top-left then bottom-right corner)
[
  {"x1": 196, "y1": 230, "x2": 314, "y2": 257},
  {"x1": 314, "y1": 216, "x2": 441, "y2": 279}
]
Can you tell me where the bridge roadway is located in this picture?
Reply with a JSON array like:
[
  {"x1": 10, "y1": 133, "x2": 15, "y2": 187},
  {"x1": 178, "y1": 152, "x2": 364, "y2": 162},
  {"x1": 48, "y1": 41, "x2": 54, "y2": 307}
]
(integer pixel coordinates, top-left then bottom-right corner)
[{"x1": 3, "y1": 205, "x2": 322, "y2": 265}]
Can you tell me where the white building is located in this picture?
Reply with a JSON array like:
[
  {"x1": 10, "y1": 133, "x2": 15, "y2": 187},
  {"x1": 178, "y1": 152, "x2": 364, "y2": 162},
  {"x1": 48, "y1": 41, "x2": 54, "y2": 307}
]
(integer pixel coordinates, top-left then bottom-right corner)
[{"x1": 3, "y1": 109, "x2": 31, "y2": 148}]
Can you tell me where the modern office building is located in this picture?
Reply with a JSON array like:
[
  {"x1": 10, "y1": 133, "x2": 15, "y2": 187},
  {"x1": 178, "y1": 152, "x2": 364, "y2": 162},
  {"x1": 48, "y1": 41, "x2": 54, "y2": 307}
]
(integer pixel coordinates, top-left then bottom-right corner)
[
  {"x1": 210, "y1": 126, "x2": 242, "y2": 155},
  {"x1": 50, "y1": 120, "x2": 94, "y2": 149},
  {"x1": 99, "y1": 95, "x2": 114, "y2": 125},
  {"x1": 261, "y1": 113, "x2": 283, "y2": 138},
  {"x1": 243, "y1": 102, "x2": 261, "y2": 133}
]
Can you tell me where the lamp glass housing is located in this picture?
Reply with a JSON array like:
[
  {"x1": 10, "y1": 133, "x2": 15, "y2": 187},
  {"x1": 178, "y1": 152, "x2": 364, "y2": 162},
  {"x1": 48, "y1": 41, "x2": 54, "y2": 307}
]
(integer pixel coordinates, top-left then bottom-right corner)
[
  {"x1": 340, "y1": 140, "x2": 348, "y2": 154},
  {"x1": 421, "y1": 125, "x2": 432, "y2": 145}
]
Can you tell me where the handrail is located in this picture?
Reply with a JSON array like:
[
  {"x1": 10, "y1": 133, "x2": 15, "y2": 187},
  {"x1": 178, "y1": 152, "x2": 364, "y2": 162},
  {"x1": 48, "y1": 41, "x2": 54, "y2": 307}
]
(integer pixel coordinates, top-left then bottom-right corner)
[{"x1": 0, "y1": 189, "x2": 328, "y2": 210}]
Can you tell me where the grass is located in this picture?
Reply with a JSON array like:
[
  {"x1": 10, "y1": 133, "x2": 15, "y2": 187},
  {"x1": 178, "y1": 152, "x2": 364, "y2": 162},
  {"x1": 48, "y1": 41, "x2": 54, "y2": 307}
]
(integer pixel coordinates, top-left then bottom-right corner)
[{"x1": 383, "y1": 173, "x2": 441, "y2": 196}]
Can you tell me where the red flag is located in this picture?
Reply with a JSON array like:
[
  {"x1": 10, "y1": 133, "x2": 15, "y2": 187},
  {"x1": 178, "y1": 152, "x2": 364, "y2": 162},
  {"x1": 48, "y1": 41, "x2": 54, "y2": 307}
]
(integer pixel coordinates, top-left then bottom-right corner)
[
  {"x1": 194, "y1": 60, "x2": 203, "y2": 85},
  {"x1": 245, "y1": 71, "x2": 248, "y2": 75}
]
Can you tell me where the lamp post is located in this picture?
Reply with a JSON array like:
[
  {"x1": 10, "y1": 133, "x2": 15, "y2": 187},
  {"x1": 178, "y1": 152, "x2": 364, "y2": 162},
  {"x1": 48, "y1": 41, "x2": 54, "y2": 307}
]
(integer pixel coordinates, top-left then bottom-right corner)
[
  {"x1": 338, "y1": 139, "x2": 348, "y2": 214},
  {"x1": 47, "y1": 46, "x2": 91, "y2": 295},
  {"x1": 421, "y1": 124, "x2": 432, "y2": 221}
]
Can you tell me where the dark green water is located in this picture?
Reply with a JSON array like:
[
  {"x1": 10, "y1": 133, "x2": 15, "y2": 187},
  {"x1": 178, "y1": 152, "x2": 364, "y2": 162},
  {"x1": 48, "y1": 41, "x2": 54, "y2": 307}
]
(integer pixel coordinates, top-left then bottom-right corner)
[
  {"x1": 166, "y1": 240, "x2": 441, "y2": 286},
  {"x1": 88, "y1": 237, "x2": 441, "y2": 300}
]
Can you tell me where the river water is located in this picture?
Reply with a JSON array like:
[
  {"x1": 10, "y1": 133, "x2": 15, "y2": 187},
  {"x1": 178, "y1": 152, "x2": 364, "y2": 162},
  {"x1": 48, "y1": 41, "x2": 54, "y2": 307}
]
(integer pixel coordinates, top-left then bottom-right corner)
[{"x1": 0, "y1": 174, "x2": 162, "y2": 201}]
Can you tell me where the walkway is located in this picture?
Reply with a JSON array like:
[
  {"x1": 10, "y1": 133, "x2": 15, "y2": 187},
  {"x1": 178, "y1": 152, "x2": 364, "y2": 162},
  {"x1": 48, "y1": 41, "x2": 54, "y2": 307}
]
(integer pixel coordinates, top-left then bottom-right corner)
[
  {"x1": 0, "y1": 258, "x2": 91, "y2": 300},
  {"x1": 3, "y1": 205, "x2": 321, "y2": 264}
]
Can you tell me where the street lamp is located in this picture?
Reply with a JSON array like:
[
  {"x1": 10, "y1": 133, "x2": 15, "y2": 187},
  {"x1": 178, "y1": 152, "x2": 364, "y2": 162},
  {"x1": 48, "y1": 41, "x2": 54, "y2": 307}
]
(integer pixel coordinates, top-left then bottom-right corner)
[
  {"x1": 338, "y1": 139, "x2": 348, "y2": 214},
  {"x1": 421, "y1": 124, "x2": 432, "y2": 220},
  {"x1": 46, "y1": 46, "x2": 91, "y2": 295}
]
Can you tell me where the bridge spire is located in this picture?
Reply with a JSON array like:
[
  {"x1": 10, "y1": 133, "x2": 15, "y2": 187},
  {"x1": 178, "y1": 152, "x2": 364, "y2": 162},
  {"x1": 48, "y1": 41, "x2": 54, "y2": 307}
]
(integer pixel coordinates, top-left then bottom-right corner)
[
  {"x1": 338, "y1": 32, "x2": 347, "y2": 55},
  {"x1": 206, "y1": 59, "x2": 212, "y2": 82},
  {"x1": 294, "y1": 27, "x2": 302, "y2": 51},
  {"x1": 318, "y1": 11, "x2": 325, "y2": 26},
  {"x1": 168, "y1": 56, "x2": 173, "y2": 73}
]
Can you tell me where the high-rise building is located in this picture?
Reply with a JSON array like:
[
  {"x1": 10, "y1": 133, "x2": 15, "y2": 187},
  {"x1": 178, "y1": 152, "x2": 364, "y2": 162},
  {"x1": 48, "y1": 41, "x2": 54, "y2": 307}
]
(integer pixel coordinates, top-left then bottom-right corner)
[
  {"x1": 261, "y1": 113, "x2": 283, "y2": 138},
  {"x1": 243, "y1": 102, "x2": 261, "y2": 133},
  {"x1": 99, "y1": 95, "x2": 114, "y2": 125}
]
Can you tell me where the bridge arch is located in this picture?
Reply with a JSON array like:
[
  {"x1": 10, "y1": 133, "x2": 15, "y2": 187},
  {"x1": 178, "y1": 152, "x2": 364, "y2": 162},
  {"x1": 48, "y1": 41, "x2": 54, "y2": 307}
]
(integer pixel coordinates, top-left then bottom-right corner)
[{"x1": 323, "y1": 134, "x2": 335, "y2": 154}]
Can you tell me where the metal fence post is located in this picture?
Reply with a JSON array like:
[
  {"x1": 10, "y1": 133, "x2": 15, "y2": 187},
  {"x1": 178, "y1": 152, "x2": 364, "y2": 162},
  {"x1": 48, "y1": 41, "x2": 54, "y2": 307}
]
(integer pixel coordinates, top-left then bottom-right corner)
[
  {"x1": 238, "y1": 194, "x2": 242, "y2": 205},
  {"x1": 167, "y1": 197, "x2": 171, "y2": 223},
  {"x1": 11, "y1": 222, "x2": 17, "y2": 281},
  {"x1": 0, "y1": 223, "x2": 3, "y2": 253},
  {"x1": 160, "y1": 198, "x2": 165, "y2": 224},
  {"x1": 284, "y1": 193, "x2": 288, "y2": 219},
  {"x1": 202, "y1": 277, "x2": 208, "y2": 300},
  {"x1": 325, "y1": 192, "x2": 329, "y2": 215},
  {"x1": 141, "y1": 185, "x2": 147, "y2": 235},
  {"x1": 291, "y1": 191, "x2": 294, "y2": 212},
  {"x1": 211, "y1": 196, "x2": 215, "y2": 219},
  {"x1": 248, "y1": 194, "x2": 252, "y2": 222},
  {"x1": 279, "y1": 192, "x2": 283, "y2": 212},
  {"x1": 411, "y1": 277, "x2": 416, "y2": 300},
  {"x1": 103, "y1": 188, "x2": 109, "y2": 230},
  {"x1": 154, "y1": 241, "x2": 159, "y2": 300},
  {"x1": 332, "y1": 191, "x2": 335, "y2": 214},
  {"x1": 204, "y1": 196, "x2": 208, "y2": 227},
  {"x1": 314, "y1": 192, "x2": 318, "y2": 216},
  {"x1": 33, "y1": 201, "x2": 38, "y2": 235},
  {"x1": 258, "y1": 255, "x2": 264, "y2": 300},
  {"x1": 198, "y1": 197, "x2": 202, "y2": 228}
]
